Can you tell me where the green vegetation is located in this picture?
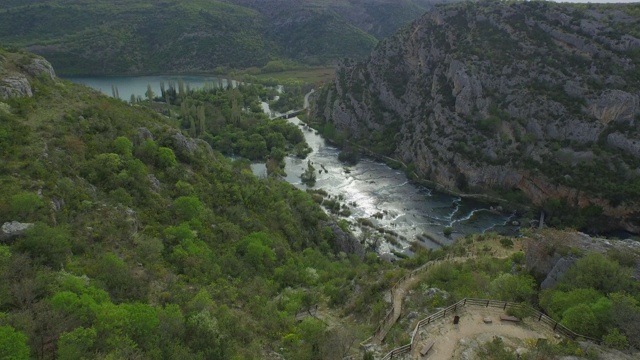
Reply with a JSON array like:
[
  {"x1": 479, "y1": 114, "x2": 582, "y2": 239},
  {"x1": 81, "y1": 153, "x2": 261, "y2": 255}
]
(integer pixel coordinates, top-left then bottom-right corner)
[
  {"x1": 146, "y1": 80, "x2": 311, "y2": 177},
  {"x1": 540, "y1": 252, "x2": 640, "y2": 347},
  {"x1": 477, "y1": 336, "x2": 517, "y2": 360},
  {"x1": 0, "y1": 50, "x2": 402, "y2": 359},
  {"x1": 270, "y1": 86, "x2": 306, "y2": 113},
  {"x1": 407, "y1": 232, "x2": 640, "y2": 353},
  {"x1": 301, "y1": 161, "x2": 317, "y2": 186},
  {"x1": 0, "y1": 0, "x2": 400, "y2": 75}
]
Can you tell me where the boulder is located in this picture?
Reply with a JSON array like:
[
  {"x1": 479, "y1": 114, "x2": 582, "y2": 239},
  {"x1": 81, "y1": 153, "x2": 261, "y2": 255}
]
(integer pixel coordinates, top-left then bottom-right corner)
[
  {"x1": 0, "y1": 75, "x2": 32, "y2": 99},
  {"x1": 21, "y1": 58, "x2": 56, "y2": 80},
  {"x1": 322, "y1": 221, "x2": 364, "y2": 258},
  {"x1": 1, "y1": 221, "x2": 34, "y2": 241},
  {"x1": 136, "y1": 127, "x2": 154, "y2": 144}
]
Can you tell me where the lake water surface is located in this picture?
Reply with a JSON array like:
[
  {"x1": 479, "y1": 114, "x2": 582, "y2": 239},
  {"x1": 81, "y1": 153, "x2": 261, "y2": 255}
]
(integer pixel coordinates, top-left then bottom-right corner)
[{"x1": 68, "y1": 75, "x2": 234, "y2": 101}]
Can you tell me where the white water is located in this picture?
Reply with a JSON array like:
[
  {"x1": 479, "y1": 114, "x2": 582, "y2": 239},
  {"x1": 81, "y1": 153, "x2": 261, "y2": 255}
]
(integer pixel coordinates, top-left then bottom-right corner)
[{"x1": 260, "y1": 101, "x2": 519, "y2": 255}]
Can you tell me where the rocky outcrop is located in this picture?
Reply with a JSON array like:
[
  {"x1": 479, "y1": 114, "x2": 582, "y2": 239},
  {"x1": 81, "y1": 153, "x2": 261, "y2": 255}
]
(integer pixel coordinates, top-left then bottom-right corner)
[
  {"x1": 588, "y1": 90, "x2": 638, "y2": 125},
  {"x1": 540, "y1": 257, "x2": 576, "y2": 289},
  {"x1": 312, "y1": 1, "x2": 640, "y2": 232},
  {"x1": 525, "y1": 230, "x2": 640, "y2": 284},
  {"x1": 170, "y1": 131, "x2": 213, "y2": 156},
  {"x1": 136, "y1": 127, "x2": 154, "y2": 145},
  {"x1": 0, "y1": 75, "x2": 32, "y2": 99},
  {"x1": 0, "y1": 53, "x2": 56, "y2": 99},
  {"x1": 20, "y1": 57, "x2": 56, "y2": 80},
  {"x1": 321, "y1": 221, "x2": 364, "y2": 258},
  {"x1": 0, "y1": 221, "x2": 34, "y2": 242}
]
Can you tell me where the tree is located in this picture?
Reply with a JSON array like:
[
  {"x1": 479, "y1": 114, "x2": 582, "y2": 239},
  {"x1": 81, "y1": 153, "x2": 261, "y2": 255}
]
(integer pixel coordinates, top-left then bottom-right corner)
[
  {"x1": 0, "y1": 325, "x2": 30, "y2": 360},
  {"x1": 560, "y1": 252, "x2": 633, "y2": 294},
  {"x1": 18, "y1": 223, "x2": 70, "y2": 269},
  {"x1": 113, "y1": 136, "x2": 133, "y2": 156},
  {"x1": 57, "y1": 327, "x2": 97, "y2": 360},
  {"x1": 301, "y1": 161, "x2": 316, "y2": 186},
  {"x1": 92, "y1": 253, "x2": 137, "y2": 301},
  {"x1": 10, "y1": 192, "x2": 43, "y2": 219},
  {"x1": 186, "y1": 310, "x2": 226, "y2": 359},
  {"x1": 239, "y1": 133, "x2": 267, "y2": 159},
  {"x1": 236, "y1": 232, "x2": 276, "y2": 273},
  {"x1": 610, "y1": 292, "x2": 640, "y2": 348},
  {"x1": 157, "y1": 147, "x2": 177, "y2": 168},
  {"x1": 85, "y1": 153, "x2": 122, "y2": 189},
  {"x1": 443, "y1": 227, "x2": 453, "y2": 237},
  {"x1": 540, "y1": 288, "x2": 601, "y2": 319},
  {"x1": 489, "y1": 273, "x2": 536, "y2": 302},
  {"x1": 197, "y1": 105, "x2": 206, "y2": 136},
  {"x1": 561, "y1": 304, "x2": 598, "y2": 336},
  {"x1": 50, "y1": 291, "x2": 98, "y2": 324},
  {"x1": 173, "y1": 196, "x2": 204, "y2": 221},
  {"x1": 145, "y1": 84, "x2": 154, "y2": 104},
  {"x1": 603, "y1": 328, "x2": 629, "y2": 350},
  {"x1": 321, "y1": 326, "x2": 355, "y2": 359},
  {"x1": 121, "y1": 303, "x2": 160, "y2": 351}
]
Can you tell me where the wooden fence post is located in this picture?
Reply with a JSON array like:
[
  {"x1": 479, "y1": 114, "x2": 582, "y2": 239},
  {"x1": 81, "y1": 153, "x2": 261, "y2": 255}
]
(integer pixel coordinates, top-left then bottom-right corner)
[
  {"x1": 538, "y1": 313, "x2": 542, "y2": 321},
  {"x1": 503, "y1": 302, "x2": 507, "y2": 310}
]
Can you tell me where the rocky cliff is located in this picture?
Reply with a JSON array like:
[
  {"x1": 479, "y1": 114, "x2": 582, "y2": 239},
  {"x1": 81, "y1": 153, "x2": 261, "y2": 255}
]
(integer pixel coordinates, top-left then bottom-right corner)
[{"x1": 311, "y1": 1, "x2": 640, "y2": 233}]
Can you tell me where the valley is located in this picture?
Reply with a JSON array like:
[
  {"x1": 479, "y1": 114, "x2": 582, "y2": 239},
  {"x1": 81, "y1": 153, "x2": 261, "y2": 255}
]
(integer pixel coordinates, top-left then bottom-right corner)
[{"x1": 1, "y1": 1, "x2": 640, "y2": 359}]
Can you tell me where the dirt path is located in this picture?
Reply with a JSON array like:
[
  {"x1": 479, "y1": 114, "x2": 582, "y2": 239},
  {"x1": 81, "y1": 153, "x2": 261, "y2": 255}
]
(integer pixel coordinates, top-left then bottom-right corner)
[{"x1": 376, "y1": 257, "x2": 474, "y2": 342}]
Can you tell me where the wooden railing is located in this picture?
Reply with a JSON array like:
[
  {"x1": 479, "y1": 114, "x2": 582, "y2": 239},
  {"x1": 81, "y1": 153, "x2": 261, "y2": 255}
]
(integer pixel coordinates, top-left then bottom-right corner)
[
  {"x1": 379, "y1": 298, "x2": 601, "y2": 360},
  {"x1": 372, "y1": 256, "x2": 451, "y2": 342},
  {"x1": 360, "y1": 255, "x2": 468, "y2": 350}
]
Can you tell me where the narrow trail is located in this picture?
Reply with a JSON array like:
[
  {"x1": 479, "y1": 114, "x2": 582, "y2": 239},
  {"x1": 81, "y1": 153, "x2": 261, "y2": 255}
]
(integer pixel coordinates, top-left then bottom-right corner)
[{"x1": 375, "y1": 255, "x2": 475, "y2": 343}]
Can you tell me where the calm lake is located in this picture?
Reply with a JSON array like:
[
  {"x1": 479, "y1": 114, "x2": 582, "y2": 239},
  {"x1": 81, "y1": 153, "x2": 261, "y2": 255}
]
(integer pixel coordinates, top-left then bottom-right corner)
[
  {"x1": 68, "y1": 75, "x2": 235, "y2": 101},
  {"x1": 68, "y1": 75, "x2": 520, "y2": 256}
]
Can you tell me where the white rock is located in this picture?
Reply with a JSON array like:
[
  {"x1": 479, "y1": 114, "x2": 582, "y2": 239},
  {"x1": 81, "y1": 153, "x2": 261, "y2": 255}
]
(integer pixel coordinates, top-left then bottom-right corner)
[{"x1": 1, "y1": 221, "x2": 34, "y2": 241}]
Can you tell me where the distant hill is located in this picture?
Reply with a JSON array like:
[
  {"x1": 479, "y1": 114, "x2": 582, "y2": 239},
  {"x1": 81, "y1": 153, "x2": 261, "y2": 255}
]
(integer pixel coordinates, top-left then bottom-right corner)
[
  {"x1": 311, "y1": 1, "x2": 640, "y2": 233},
  {"x1": 0, "y1": 0, "x2": 452, "y2": 75}
]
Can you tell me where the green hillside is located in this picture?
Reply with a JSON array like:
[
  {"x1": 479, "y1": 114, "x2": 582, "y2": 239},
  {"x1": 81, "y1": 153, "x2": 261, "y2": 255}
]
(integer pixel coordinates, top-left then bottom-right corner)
[
  {"x1": 0, "y1": 0, "x2": 383, "y2": 75},
  {"x1": 0, "y1": 48, "x2": 399, "y2": 359},
  {"x1": 0, "y1": 0, "x2": 272, "y2": 74}
]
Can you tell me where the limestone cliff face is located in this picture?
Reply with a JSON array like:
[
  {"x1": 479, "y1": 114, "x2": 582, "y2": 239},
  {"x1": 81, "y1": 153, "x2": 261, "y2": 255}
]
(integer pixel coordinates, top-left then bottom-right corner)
[
  {"x1": 312, "y1": 1, "x2": 640, "y2": 232},
  {"x1": 0, "y1": 51, "x2": 56, "y2": 99}
]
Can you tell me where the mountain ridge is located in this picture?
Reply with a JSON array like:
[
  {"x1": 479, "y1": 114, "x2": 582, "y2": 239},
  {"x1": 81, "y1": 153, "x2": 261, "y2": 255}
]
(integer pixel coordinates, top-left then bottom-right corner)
[{"x1": 0, "y1": 0, "x2": 453, "y2": 75}]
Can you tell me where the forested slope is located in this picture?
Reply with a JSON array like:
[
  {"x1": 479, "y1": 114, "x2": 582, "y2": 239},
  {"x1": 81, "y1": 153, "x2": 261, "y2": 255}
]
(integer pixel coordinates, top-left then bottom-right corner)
[
  {"x1": 0, "y1": 0, "x2": 451, "y2": 75},
  {"x1": 0, "y1": 48, "x2": 393, "y2": 359}
]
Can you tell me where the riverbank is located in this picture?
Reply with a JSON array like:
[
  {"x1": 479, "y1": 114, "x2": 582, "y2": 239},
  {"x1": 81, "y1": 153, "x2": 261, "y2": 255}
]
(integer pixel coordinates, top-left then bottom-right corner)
[{"x1": 306, "y1": 122, "x2": 529, "y2": 216}]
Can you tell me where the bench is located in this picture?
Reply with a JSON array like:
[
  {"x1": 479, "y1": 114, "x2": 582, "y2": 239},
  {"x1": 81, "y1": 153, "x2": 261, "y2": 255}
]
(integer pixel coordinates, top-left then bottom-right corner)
[
  {"x1": 420, "y1": 340, "x2": 435, "y2": 356},
  {"x1": 500, "y1": 315, "x2": 520, "y2": 323}
]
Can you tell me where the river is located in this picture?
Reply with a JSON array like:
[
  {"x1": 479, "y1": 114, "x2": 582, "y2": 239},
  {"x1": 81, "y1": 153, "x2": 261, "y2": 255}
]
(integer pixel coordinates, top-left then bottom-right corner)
[
  {"x1": 68, "y1": 76, "x2": 520, "y2": 255},
  {"x1": 253, "y1": 115, "x2": 519, "y2": 255}
]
